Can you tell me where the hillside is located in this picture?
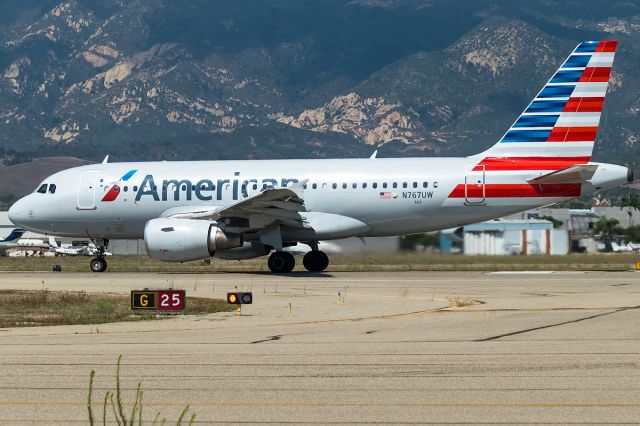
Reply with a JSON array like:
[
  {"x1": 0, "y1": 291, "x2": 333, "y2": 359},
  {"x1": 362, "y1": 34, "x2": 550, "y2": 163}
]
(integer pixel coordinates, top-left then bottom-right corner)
[{"x1": 1, "y1": 0, "x2": 639, "y2": 198}]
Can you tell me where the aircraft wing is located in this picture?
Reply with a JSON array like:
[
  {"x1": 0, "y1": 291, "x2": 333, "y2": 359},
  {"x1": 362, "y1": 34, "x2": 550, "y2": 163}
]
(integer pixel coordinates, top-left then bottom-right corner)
[
  {"x1": 169, "y1": 180, "x2": 308, "y2": 229},
  {"x1": 528, "y1": 164, "x2": 598, "y2": 184}
]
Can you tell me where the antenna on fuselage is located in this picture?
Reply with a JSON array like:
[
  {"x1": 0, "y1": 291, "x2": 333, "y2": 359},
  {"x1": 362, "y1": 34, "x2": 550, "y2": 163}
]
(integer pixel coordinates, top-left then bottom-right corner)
[
  {"x1": 102, "y1": 155, "x2": 109, "y2": 164},
  {"x1": 369, "y1": 150, "x2": 378, "y2": 159}
]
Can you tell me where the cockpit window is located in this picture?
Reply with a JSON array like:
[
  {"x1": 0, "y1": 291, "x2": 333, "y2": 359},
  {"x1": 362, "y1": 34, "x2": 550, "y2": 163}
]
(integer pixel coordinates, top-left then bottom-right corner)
[
  {"x1": 49, "y1": 184, "x2": 56, "y2": 194},
  {"x1": 37, "y1": 184, "x2": 47, "y2": 194}
]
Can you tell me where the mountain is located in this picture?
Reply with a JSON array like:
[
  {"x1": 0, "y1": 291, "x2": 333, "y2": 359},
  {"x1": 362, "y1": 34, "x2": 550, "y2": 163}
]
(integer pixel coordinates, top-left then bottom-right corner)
[{"x1": 1, "y1": 0, "x2": 639, "y2": 198}]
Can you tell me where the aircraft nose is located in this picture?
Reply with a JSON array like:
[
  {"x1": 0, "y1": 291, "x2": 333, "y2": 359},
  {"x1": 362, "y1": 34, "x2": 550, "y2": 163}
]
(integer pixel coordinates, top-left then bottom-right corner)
[{"x1": 8, "y1": 197, "x2": 30, "y2": 227}]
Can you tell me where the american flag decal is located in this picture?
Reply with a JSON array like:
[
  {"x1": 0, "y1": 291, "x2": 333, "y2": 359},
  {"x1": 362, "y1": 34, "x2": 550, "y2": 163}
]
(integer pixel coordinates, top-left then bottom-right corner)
[{"x1": 379, "y1": 192, "x2": 392, "y2": 199}]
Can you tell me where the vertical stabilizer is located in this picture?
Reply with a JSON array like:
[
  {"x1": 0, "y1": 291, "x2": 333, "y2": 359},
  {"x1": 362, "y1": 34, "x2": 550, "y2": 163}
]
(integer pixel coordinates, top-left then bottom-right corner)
[{"x1": 473, "y1": 40, "x2": 617, "y2": 171}]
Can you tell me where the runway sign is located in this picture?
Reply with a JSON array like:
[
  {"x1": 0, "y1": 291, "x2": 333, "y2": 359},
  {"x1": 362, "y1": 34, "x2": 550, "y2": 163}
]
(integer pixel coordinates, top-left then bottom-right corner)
[{"x1": 131, "y1": 289, "x2": 185, "y2": 312}]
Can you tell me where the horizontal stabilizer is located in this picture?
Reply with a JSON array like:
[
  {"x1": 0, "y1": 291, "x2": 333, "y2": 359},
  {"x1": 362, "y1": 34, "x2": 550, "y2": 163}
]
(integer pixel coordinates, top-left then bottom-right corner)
[{"x1": 528, "y1": 164, "x2": 598, "y2": 184}]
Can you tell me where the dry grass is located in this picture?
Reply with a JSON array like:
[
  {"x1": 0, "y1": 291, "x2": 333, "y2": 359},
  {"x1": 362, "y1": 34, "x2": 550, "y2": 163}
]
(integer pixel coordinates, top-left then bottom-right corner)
[
  {"x1": 0, "y1": 252, "x2": 638, "y2": 273},
  {"x1": 447, "y1": 296, "x2": 474, "y2": 308},
  {"x1": 0, "y1": 290, "x2": 234, "y2": 328}
]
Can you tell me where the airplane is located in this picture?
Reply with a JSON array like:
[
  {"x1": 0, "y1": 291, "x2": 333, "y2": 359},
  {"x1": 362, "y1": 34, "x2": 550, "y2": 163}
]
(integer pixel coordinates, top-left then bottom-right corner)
[
  {"x1": 8, "y1": 40, "x2": 633, "y2": 273},
  {"x1": 0, "y1": 228, "x2": 26, "y2": 247},
  {"x1": 47, "y1": 236, "x2": 112, "y2": 257}
]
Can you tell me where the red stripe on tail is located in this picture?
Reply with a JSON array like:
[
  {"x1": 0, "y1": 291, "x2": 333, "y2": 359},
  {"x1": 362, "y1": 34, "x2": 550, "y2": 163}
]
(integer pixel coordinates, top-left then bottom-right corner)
[
  {"x1": 563, "y1": 97, "x2": 604, "y2": 113},
  {"x1": 579, "y1": 67, "x2": 611, "y2": 83},
  {"x1": 473, "y1": 157, "x2": 591, "y2": 171},
  {"x1": 449, "y1": 183, "x2": 582, "y2": 199},
  {"x1": 547, "y1": 126, "x2": 598, "y2": 142},
  {"x1": 596, "y1": 40, "x2": 617, "y2": 52}
]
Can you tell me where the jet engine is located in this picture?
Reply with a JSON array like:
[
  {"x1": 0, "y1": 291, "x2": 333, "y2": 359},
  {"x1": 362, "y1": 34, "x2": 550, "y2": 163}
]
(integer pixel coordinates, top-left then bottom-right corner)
[{"x1": 144, "y1": 218, "x2": 242, "y2": 262}]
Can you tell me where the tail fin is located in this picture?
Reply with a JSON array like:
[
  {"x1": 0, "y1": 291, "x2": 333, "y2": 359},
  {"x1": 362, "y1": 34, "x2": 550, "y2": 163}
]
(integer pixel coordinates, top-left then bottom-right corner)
[
  {"x1": 474, "y1": 40, "x2": 617, "y2": 168},
  {"x1": 48, "y1": 236, "x2": 59, "y2": 248},
  {"x1": 1, "y1": 228, "x2": 25, "y2": 243}
]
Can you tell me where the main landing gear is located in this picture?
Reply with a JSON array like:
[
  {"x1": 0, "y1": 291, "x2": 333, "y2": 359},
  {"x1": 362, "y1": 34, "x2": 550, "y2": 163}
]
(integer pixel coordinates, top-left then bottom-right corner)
[
  {"x1": 303, "y1": 250, "x2": 329, "y2": 272},
  {"x1": 90, "y1": 239, "x2": 109, "y2": 273},
  {"x1": 268, "y1": 251, "x2": 295, "y2": 273},
  {"x1": 267, "y1": 249, "x2": 329, "y2": 273}
]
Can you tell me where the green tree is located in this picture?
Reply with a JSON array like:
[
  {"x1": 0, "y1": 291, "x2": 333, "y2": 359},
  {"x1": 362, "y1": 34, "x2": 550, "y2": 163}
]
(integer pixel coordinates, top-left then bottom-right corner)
[
  {"x1": 620, "y1": 192, "x2": 640, "y2": 222},
  {"x1": 592, "y1": 216, "x2": 621, "y2": 250}
]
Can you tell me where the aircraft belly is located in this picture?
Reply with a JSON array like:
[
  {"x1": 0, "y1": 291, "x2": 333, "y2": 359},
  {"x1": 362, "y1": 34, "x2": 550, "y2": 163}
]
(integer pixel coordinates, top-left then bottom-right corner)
[{"x1": 282, "y1": 212, "x2": 371, "y2": 240}]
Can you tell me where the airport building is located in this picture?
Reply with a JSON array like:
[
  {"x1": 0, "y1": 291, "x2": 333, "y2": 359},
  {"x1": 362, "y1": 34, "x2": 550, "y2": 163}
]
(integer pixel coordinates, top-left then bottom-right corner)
[
  {"x1": 462, "y1": 219, "x2": 567, "y2": 255},
  {"x1": 441, "y1": 206, "x2": 640, "y2": 255}
]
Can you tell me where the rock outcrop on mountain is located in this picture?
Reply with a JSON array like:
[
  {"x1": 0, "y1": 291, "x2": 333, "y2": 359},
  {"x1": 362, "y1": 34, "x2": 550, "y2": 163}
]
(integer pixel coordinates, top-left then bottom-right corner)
[{"x1": 276, "y1": 93, "x2": 422, "y2": 145}]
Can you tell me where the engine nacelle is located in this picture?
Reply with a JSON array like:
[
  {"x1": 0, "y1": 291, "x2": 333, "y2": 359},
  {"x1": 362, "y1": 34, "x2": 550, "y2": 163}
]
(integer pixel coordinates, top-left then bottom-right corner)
[{"x1": 144, "y1": 218, "x2": 242, "y2": 262}]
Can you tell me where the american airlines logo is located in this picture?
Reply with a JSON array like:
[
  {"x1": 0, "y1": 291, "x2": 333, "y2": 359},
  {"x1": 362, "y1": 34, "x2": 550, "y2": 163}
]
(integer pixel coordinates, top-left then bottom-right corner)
[
  {"x1": 101, "y1": 170, "x2": 138, "y2": 202},
  {"x1": 131, "y1": 173, "x2": 300, "y2": 202}
]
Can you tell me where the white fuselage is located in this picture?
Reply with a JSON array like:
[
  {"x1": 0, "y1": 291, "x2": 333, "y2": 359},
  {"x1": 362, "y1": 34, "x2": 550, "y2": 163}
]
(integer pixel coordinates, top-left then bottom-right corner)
[{"x1": 8, "y1": 157, "x2": 630, "y2": 242}]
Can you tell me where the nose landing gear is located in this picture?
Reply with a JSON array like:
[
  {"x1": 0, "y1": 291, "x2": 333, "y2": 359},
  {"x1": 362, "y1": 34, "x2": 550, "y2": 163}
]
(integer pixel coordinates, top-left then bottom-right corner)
[
  {"x1": 89, "y1": 238, "x2": 109, "y2": 273},
  {"x1": 90, "y1": 257, "x2": 107, "y2": 273}
]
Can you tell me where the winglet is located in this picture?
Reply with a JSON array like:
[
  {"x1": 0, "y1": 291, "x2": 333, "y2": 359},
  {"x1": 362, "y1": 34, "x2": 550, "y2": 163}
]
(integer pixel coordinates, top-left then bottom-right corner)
[
  {"x1": 102, "y1": 155, "x2": 109, "y2": 164},
  {"x1": 48, "y1": 236, "x2": 59, "y2": 248}
]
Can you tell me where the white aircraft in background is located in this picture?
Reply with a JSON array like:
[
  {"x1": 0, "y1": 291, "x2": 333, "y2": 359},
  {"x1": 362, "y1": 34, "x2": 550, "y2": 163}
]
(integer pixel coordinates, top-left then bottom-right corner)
[
  {"x1": 47, "y1": 236, "x2": 112, "y2": 257},
  {"x1": 0, "y1": 228, "x2": 26, "y2": 247},
  {"x1": 8, "y1": 40, "x2": 632, "y2": 272}
]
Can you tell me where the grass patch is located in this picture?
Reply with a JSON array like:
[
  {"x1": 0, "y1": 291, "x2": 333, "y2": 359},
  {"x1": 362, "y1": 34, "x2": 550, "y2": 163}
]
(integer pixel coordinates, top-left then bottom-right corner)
[
  {"x1": 0, "y1": 252, "x2": 638, "y2": 273},
  {"x1": 0, "y1": 290, "x2": 235, "y2": 328},
  {"x1": 447, "y1": 296, "x2": 474, "y2": 308}
]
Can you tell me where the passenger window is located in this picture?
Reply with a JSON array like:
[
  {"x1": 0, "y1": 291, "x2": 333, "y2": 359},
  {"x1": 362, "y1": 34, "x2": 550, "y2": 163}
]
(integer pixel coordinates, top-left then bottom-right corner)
[
  {"x1": 342, "y1": 183, "x2": 347, "y2": 189},
  {"x1": 37, "y1": 184, "x2": 47, "y2": 194},
  {"x1": 252, "y1": 184, "x2": 257, "y2": 190},
  {"x1": 49, "y1": 184, "x2": 56, "y2": 194},
  {"x1": 413, "y1": 182, "x2": 418, "y2": 188},
  {"x1": 363, "y1": 183, "x2": 367, "y2": 189},
  {"x1": 403, "y1": 182, "x2": 408, "y2": 189},
  {"x1": 312, "y1": 183, "x2": 318, "y2": 189},
  {"x1": 423, "y1": 182, "x2": 428, "y2": 188},
  {"x1": 383, "y1": 183, "x2": 387, "y2": 189},
  {"x1": 322, "y1": 183, "x2": 327, "y2": 190},
  {"x1": 123, "y1": 186, "x2": 128, "y2": 192},
  {"x1": 352, "y1": 183, "x2": 357, "y2": 189},
  {"x1": 133, "y1": 186, "x2": 138, "y2": 192},
  {"x1": 372, "y1": 183, "x2": 377, "y2": 189},
  {"x1": 303, "y1": 184, "x2": 307, "y2": 189},
  {"x1": 332, "y1": 183, "x2": 337, "y2": 189},
  {"x1": 392, "y1": 182, "x2": 398, "y2": 189}
]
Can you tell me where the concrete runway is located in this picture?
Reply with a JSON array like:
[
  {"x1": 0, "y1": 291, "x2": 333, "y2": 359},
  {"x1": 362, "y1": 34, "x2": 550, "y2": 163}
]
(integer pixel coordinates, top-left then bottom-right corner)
[{"x1": 0, "y1": 270, "x2": 639, "y2": 424}]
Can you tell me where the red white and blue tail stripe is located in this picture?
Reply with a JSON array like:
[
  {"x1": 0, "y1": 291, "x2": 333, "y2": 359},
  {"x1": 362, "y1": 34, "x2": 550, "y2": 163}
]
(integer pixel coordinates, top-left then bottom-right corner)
[
  {"x1": 449, "y1": 41, "x2": 617, "y2": 204},
  {"x1": 474, "y1": 40, "x2": 617, "y2": 165}
]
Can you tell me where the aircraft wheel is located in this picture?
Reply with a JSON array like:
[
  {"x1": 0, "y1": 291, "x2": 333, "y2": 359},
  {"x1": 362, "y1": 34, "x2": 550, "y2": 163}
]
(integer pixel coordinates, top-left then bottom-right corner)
[
  {"x1": 90, "y1": 257, "x2": 108, "y2": 273},
  {"x1": 303, "y1": 250, "x2": 329, "y2": 272},
  {"x1": 268, "y1": 251, "x2": 295, "y2": 273}
]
